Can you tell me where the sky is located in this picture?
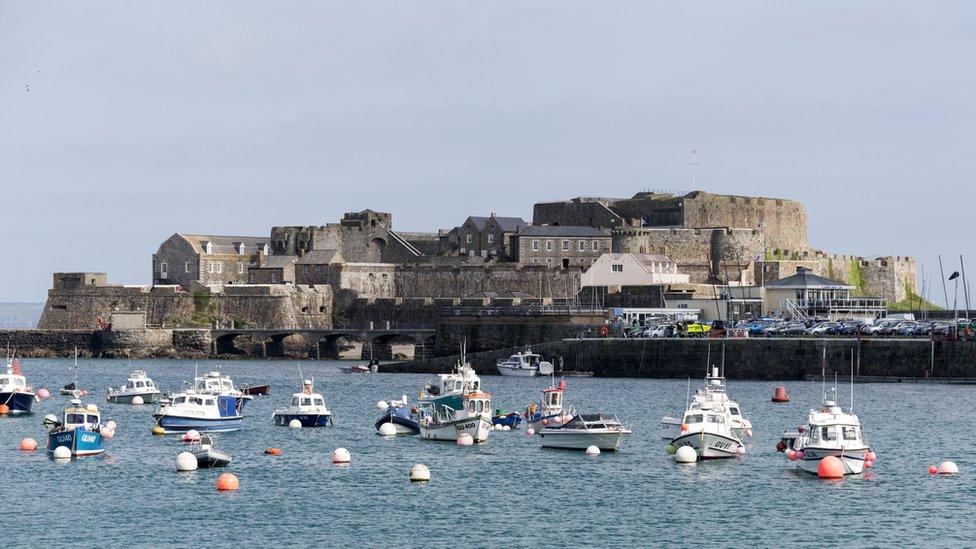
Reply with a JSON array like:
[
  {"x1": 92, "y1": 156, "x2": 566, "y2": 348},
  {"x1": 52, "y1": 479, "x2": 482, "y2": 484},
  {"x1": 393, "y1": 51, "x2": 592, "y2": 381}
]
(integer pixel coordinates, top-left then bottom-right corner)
[{"x1": 2, "y1": 2, "x2": 974, "y2": 304}]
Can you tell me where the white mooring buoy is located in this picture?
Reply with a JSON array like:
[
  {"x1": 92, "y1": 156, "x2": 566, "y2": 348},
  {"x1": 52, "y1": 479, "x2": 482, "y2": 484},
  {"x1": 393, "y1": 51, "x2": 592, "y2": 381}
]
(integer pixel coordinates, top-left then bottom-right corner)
[
  {"x1": 378, "y1": 422, "x2": 397, "y2": 437},
  {"x1": 176, "y1": 451, "x2": 198, "y2": 471},
  {"x1": 410, "y1": 463, "x2": 430, "y2": 482},
  {"x1": 674, "y1": 445, "x2": 698, "y2": 463}
]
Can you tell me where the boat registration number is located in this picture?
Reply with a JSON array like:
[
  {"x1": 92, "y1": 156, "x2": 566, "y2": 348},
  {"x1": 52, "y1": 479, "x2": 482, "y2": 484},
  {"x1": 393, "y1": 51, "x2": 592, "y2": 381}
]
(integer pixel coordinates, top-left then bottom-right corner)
[
  {"x1": 456, "y1": 422, "x2": 477, "y2": 431},
  {"x1": 712, "y1": 441, "x2": 733, "y2": 451},
  {"x1": 80, "y1": 434, "x2": 97, "y2": 443},
  {"x1": 55, "y1": 434, "x2": 73, "y2": 444}
]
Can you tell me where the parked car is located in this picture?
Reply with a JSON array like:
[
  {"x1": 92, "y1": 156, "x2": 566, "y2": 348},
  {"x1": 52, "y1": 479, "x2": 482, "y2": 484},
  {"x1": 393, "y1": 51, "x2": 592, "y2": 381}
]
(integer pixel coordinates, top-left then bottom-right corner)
[
  {"x1": 643, "y1": 324, "x2": 672, "y2": 338},
  {"x1": 806, "y1": 321, "x2": 838, "y2": 335},
  {"x1": 681, "y1": 322, "x2": 712, "y2": 337}
]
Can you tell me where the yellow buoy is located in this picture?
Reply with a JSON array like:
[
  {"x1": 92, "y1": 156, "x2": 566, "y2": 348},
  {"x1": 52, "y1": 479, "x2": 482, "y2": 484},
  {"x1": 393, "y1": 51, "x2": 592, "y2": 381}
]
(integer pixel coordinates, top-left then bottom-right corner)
[{"x1": 152, "y1": 426, "x2": 166, "y2": 436}]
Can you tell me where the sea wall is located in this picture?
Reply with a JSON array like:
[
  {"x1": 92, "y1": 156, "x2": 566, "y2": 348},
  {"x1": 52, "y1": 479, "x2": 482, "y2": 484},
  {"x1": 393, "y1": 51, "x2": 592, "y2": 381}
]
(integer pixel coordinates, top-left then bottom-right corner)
[
  {"x1": 393, "y1": 264, "x2": 582, "y2": 299},
  {"x1": 386, "y1": 337, "x2": 976, "y2": 380}
]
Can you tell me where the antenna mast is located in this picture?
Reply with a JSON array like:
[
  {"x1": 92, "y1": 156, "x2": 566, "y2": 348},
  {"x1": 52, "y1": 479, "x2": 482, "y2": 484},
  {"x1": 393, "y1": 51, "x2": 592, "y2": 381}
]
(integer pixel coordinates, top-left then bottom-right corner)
[{"x1": 689, "y1": 148, "x2": 699, "y2": 188}]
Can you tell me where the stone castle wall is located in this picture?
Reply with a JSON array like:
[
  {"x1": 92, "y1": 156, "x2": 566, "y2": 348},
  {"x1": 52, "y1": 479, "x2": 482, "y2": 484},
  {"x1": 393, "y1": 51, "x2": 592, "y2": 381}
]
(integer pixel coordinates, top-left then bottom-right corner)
[
  {"x1": 613, "y1": 228, "x2": 763, "y2": 284},
  {"x1": 393, "y1": 264, "x2": 582, "y2": 299},
  {"x1": 758, "y1": 254, "x2": 917, "y2": 303},
  {"x1": 38, "y1": 284, "x2": 333, "y2": 331}
]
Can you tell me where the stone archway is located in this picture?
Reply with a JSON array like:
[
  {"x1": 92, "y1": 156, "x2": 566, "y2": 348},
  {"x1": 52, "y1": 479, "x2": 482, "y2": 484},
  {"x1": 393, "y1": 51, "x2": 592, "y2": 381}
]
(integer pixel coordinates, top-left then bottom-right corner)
[
  {"x1": 318, "y1": 334, "x2": 365, "y2": 360},
  {"x1": 215, "y1": 333, "x2": 253, "y2": 355},
  {"x1": 371, "y1": 333, "x2": 417, "y2": 361},
  {"x1": 265, "y1": 333, "x2": 307, "y2": 358}
]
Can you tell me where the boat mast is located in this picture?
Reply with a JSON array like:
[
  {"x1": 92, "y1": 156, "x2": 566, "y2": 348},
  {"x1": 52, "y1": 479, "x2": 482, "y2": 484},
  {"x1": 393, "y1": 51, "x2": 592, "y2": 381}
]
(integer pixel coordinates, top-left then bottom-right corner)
[
  {"x1": 850, "y1": 349, "x2": 854, "y2": 414},
  {"x1": 821, "y1": 341, "x2": 826, "y2": 403}
]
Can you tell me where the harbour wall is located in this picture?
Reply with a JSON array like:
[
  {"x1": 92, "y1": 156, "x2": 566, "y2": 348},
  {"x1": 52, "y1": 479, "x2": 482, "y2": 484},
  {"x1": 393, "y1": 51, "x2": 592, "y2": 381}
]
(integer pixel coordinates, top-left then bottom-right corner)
[{"x1": 382, "y1": 337, "x2": 976, "y2": 380}]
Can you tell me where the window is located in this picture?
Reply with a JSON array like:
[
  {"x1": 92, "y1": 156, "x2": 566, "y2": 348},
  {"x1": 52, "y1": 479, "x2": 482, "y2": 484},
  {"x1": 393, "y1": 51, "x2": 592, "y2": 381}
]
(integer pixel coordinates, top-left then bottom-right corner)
[
  {"x1": 217, "y1": 262, "x2": 223, "y2": 273},
  {"x1": 532, "y1": 240, "x2": 539, "y2": 251},
  {"x1": 237, "y1": 243, "x2": 245, "y2": 255},
  {"x1": 561, "y1": 240, "x2": 570, "y2": 251},
  {"x1": 578, "y1": 240, "x2": 585, "y2": 252},
  {"x1": 459, "y1": 248, "x2": 466, "y2": 255},
  {"x1": 821, "y1": 426, "x2": 837, "y2": 441},
  {"x1": 238, "y1": 262, "x2": 245, "y2": 274},
  {"x1": 302, "y1": 398, "x2": 312, "y2": 406},
  {"x1": 546, "y1": 241, "x2": 553, "y2": 251},
  {"x1": 292, "y1": 397, "x2": 300, "y2": 406},
  {"x1": 205, "y1": 241, "x2": 213, "y2": 254},
  {"x1": 469, "y1": 401, "x2": 476, "y2": 413},
  {"x1": 466, "y1": 234, "x2": 473, "y2": 244},
  {"x1": 207, "y1": 261, "x2": 214, "y2": 273},
  {"x1": 314, "y1": 398, "x2": 324, "y2": 406},
  {"x1": 487, "y1": 233, "x2": 494, "y2": 244},
  {"x1": 185, "y1": 262, "x2": 191, "y2": 273},
  {"x1": 611, "y1": 264, "x2": 623, "y2": 272},
  {"x1": 160, "y1": 261, "x2": 168, "y2": 277},
  {"x1": 592, "y1": 241, "x2": 599, "y2": 252},
  {"x1": 686, "y1": 414, "x2": 703, "y2": 424},
  {"x1": 261, "y1": 244, "x2": 270, "y2": 255},
  {"x1": 842, "y1": 426, "x2": 858, "y2": 440}
]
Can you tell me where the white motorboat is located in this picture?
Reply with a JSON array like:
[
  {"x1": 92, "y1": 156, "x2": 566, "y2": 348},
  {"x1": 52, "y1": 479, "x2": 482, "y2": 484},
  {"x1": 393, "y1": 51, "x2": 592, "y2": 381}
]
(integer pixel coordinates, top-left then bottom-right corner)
[
  {"x1": 272, "y1": 378, "x2": 333, "y2": 427},
  {"x1": 662, "y1": 342, "x2": 752, "y2": 441},
  {"x1": 0, "y1": 358, "x2": 36, "y2": 414},
  {"x1": 106, "y1": 370, "x2": 161, "y2": 404},
  {"x1": 418, "y1": 357, "x2": 482, "y2": 413},
  {"x1": 496, "y1": 351, "x2": 554, "y2": 377},
  {"x1": 661, "y1": 367, "x2": 752, "y2": 441},
  {"x1": 780, "y1": 348, "x2": 871, "y2": 475},
  {"x1": 538, "y1": 413, "x2": 631, "y2": 451},
  {"x1": 669, "y1": 407, "x2": 742, "y2": 460},
  {"x1": 419, "y1": 391, "x2": 493, "y2": 443},
  {"x1": 152, "y1": 390, "x2": 245, "y2": 433}
]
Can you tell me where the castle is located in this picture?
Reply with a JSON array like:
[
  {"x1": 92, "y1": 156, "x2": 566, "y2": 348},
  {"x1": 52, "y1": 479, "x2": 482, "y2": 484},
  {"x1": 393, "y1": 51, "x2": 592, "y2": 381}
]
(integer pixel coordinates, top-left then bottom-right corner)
[{"x1": 38, "y1": 190, "x2": 917, "y2": 333}]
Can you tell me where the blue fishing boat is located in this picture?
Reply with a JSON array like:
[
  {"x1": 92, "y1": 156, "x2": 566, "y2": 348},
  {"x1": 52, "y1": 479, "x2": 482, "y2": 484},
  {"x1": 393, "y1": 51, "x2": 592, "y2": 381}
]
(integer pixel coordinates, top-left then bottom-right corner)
[
  {"x1": 45, "y1": 400, "x2": 105, "y2": 457},
  {"x1": 153, "y1": 392, "x2": 244, "y2": 433},
  {"x1": 492, "y1": 411, "x2": 523, "y2": 429},
  {"x1": 374, "y1": 397, "x2": 420, "y2": 435},
  {"x1": 0, "y1": 358, "x2": 36, "y2": 414},
  {"x1": 272, "y1": 378, "x2": 333, "y2": 427}
]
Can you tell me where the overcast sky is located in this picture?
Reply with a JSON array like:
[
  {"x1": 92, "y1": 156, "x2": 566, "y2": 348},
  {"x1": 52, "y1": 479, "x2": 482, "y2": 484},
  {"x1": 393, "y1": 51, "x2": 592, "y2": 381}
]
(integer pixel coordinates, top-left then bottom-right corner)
[{"x1": 2, "y1": 2, "x2": 974, "y2": 304}]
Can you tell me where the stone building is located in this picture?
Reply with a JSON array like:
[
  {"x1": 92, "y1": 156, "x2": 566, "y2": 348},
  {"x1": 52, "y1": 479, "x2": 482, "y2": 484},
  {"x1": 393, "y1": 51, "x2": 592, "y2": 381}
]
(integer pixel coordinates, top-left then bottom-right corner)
[
  {"x1": 534, "y1": 190, "x2": 810, "y2": 252},
  {"x1": 152, "y1": 234, "x2": 270, "y2": 288},
  {"x1": 613, "y1": 227, "x2": 763, "y2": 285},
  {"x1": 517, "y1": 226, "x2": 612, "y2": 269},
  {"x1": 294, "y1": 250, "x2": 344, "y2": 285},
  {"x1": 247, "y1": 255, "x2": 298, "y2": 284},
  {"x1": 271, "y1": 210, "x2": 427, "y2": 264},
  {"x1": 456, "y1": 214, "x2": 528, "y2": 260}
]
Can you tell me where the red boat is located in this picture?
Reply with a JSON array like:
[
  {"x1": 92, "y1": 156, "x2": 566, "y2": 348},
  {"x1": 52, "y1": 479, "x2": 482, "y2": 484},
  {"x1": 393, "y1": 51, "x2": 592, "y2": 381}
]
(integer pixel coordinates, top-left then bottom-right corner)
[{"x1": 242, "y1": 384, "x2": 271, "y2": 396}]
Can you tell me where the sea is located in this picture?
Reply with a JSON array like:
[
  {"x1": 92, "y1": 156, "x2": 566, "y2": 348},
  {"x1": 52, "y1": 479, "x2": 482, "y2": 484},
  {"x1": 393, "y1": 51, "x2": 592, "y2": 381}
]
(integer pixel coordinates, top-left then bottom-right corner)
[{"x1": 2, "y1": 358, "x2": 973, "y2": 547}]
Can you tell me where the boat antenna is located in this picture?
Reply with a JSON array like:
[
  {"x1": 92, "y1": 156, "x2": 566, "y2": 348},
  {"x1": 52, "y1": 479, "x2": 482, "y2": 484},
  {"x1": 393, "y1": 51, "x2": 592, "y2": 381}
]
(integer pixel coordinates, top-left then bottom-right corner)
[
  {"x1": 705, "y1": 342, "x2": 711, "y2": 380},
  {"x1": 821, "y1": 341, "x2": 826, "y2": 403},
  {"x1": 297, "y1": 361, "x2": 305, "y2": 388},
  {"x1": 850, "y1": 349, "x2": 854, "y2": 414},
  {"x1": 685, "y1": 377, "x2": 691, "y2": 410},
  {"x1": 720, "y1": 339, "x2": 726, "y2": 379}
]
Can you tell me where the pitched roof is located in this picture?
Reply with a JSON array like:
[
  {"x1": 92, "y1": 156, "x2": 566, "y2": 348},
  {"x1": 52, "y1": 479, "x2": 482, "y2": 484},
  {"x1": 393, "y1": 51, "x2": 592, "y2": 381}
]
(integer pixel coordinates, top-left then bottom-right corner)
[
  {"x1": 180, "y1": 234, "x2": 269, "y2": 255},
  {"x1": 256, "y1": 255, "x2": 298, "y2": 269},
  {"x1": 765, "y1": 267, "x2": 853, "y2": 289},
  {"x1": 296, "y1": 249, "x2": 342, "y2": 265},
  {"x1": 519, "y1": 225, "x2": 610, "y2": 237},
  {"x1": 466, "y1": 216, "x2": 491, "y2": 231},
  {"x1": 465, "y1": 215, "x2": 528, "y2": 233}
]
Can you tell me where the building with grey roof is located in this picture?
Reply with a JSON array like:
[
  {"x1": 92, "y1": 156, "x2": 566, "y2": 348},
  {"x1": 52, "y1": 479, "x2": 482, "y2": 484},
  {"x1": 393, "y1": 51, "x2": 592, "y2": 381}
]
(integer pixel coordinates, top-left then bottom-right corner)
[
  {"x1": 152, "y1": 233, "x2": 271, "y2": 288},
  {"x1": 517, "y1": 225, "x2": 612, "y2": 269}
]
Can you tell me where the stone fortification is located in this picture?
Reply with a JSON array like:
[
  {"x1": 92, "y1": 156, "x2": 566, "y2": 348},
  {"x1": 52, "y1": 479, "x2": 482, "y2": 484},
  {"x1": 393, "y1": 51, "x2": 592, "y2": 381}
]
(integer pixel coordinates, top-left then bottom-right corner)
[
  {"x1": 757, "y1": 254, "x2": 917, "y2": 303},
  {"x1": 393, "y1": 264, "x2": 582, "y2": 299},
  {"x1": 271, "y1": 210, "x2": 422, "y2": 264},
  {"x1": 613, "y1": 227, "x2": 763, "y2": 284},
  {"x1": 38, "y1": 274, "x2": 332, "y2": 331},
  {"x1": 534, "y1": 191, "x2": 809, "y2": 252}
]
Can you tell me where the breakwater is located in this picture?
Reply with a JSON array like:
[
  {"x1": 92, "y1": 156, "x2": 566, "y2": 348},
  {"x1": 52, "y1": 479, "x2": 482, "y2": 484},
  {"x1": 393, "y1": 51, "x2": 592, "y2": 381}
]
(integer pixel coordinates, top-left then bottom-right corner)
[{"x1": 382, "y1": 337, "x2": 976, "y2": 380}]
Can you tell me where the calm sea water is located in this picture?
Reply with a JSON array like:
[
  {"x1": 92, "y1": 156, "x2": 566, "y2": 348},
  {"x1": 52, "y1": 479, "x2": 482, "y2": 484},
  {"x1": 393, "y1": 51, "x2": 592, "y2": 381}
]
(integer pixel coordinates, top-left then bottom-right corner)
[{"x1": 2, "y1": 358, "x2": 974, "y2": 547}]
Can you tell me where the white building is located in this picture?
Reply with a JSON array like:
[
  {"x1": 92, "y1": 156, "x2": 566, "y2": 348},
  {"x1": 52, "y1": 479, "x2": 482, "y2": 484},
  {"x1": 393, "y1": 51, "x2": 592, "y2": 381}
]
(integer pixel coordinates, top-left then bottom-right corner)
[{"x1": 581, "y1": 253, "x2": 690, "y2": 287}]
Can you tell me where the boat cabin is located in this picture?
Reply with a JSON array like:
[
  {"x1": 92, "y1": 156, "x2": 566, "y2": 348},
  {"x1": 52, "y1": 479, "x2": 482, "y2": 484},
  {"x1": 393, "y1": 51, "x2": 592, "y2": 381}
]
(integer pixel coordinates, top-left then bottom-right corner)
[
  {"x1": 541, "y1": 388, "x2": 563, "y2": 410},
  {"x1": 0, "y1": 373, "x2": 27, "y2": 390},
  {"x1": 194, "y1": 372, "x2": 235, "y2": 393},
  {"x1": 682, "y1": 412, "x2": 727, "y2": 427},
  {"x1": 172, "y1": 393, "x2": 217, "y2": 408},
  {"x1": 433, "y1": 373, "x2": 480, "y2": 396},
  {"x1": 125, "y1": 373, "x2": 156, "y2": 391},
  {"x1": 463, "y1": 392, "x2": 492, "y2": 416},
  {"x1": 64, "y1": 400, "x2": 100, "y2": 429},
  {"x1": 290, "y1": 393, "x2": 327, "y2": 409}
]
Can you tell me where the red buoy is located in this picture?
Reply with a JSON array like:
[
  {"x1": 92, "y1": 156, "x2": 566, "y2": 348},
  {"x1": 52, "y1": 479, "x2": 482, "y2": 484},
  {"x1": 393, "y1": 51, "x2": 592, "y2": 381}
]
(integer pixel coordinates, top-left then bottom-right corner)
[
  {"x1": 818, "y1": 456, "x2": 845, "y2": 479},
  {"x1": 772, "y1": 386, "x2": 790, "y2": 403},
  {"x1": 776, "y1": 441, "x2": 786, "y2": 452}
]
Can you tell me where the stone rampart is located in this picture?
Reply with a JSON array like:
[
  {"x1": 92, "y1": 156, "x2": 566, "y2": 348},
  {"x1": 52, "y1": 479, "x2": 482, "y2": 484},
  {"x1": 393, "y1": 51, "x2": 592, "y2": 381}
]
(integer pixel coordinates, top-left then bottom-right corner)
[
  {"x1": 758, "y1": 254, "x2": 917, "y2": 302},
  {"x1": 393, "y1": 264, "x2": 582, "y2": 299},
  {"x1": 613, "y1": 227, "x2": 762, "y2": 284}
]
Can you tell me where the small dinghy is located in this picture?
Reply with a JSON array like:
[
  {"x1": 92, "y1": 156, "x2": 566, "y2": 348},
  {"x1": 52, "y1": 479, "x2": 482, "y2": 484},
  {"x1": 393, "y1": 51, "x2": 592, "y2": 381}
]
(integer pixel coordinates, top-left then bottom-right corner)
[
  {"x1": 374, "y1": 396, "x2": 420, "y2": 435},
  {"x1": 241, "y1": 384, "x2": 271, "y2": 396},
  {"x1": 191, "y1": 435, "x2": 232, "y2": 468},
  {"x1": 341, "y1": 360, "x2": 378, "y2": 374},
  {"x1": 492, "y1": 410, "x2": 523, "y2": 429}
]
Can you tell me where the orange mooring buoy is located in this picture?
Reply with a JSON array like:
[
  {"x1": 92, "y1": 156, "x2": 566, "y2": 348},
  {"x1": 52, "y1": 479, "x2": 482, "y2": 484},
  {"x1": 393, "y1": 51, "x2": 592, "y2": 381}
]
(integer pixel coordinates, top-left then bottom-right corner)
[{"x1": 772, "y1": 386, "x2": 790, "y2": 403}]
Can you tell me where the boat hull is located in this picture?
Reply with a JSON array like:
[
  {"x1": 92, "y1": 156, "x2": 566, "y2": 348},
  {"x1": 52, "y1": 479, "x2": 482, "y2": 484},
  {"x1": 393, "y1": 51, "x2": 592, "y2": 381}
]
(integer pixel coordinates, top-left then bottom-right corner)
[
  {"x1": 273, "y1": 412, "x2": 332, "y2": 427},
  {"x1": 106, "y1": 392, "x2": 160, "y2": 405},
  {"x1": 660, "y1": 416, "x2": 681, "y2": 440},
  {"x1": 539, "y1": 429, "x2": 629, "y2": 451},
  {"x1": 193, "y1": 449, "x2": 232, "y2": 468},
  {"x1": 496, "y1": 364, "x2": 538, "y2": 377},
  {"x1": 0, "y1": 391, "x2": 35, "y2": 414},
  {"x1": 420, "y1": 416, "x2": 492, "y2": 442},
  {"x1": 374, "y1": 409, "x2": 420, "y2": 434},
  {"x1": 153, "y1": 413, "x2": 244, "y2": 434},
  {"x1": 492, "y1": 413, "x2": 523, "y2": 428},
  {"x1": 47, "y1": 427, "x2": 104, "y2": 456},
  {"x1": 671, "y1": 431, "x2": 741, "y2": 460},
  {"x1": 796, "y1": 447, "x2": 869, "y2": 475}
]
